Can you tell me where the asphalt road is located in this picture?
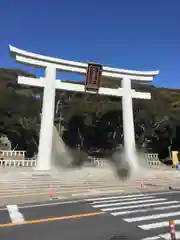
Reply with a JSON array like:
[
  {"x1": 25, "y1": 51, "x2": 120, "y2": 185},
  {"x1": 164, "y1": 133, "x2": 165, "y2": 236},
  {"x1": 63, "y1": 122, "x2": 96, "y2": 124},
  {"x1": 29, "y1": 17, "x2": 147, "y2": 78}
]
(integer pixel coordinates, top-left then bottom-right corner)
[{"x1": 1, "y1": 190, "x2": 180, "y2": 240}]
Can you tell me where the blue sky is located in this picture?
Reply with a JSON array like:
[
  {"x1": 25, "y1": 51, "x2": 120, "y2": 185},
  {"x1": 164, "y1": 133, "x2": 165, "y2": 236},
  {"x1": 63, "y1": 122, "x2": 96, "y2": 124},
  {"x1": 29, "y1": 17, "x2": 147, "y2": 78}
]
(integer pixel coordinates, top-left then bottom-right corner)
[{"x1": 0, "y1": 0, "x2": 179, "y2": 88}]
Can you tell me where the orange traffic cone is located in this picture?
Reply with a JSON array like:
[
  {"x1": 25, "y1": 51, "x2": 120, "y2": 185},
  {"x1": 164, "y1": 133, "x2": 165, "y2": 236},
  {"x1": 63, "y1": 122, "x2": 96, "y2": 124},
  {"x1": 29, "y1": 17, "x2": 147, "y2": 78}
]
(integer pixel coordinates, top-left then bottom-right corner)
[
  {"x1": 49, "y1": 184, "x2": 58, "y2": 200},
  {"x1": 49, "y1": 184, "x2": 53, "y2": 199},
  {"x1": 169, "y1": 220, "x2": 176, "y2": 240},
  {"x1": 137, "y1": 180, "x2": 146, "y2": 189}
]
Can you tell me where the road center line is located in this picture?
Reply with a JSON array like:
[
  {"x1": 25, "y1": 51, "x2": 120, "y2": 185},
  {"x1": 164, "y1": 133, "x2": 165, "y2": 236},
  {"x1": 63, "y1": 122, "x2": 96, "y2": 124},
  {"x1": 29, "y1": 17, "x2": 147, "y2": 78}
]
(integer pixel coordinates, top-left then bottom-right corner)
[{"x1": 0, "y1": 211, "x2": 105, "y2": 228}]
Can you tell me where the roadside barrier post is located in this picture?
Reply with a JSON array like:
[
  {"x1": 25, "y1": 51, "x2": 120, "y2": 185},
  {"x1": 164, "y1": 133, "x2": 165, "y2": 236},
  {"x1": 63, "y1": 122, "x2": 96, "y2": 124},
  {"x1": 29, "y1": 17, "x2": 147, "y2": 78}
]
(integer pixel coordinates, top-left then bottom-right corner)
[{"x1": 169, "y1": 220, "x2": 176, "y2": 240}]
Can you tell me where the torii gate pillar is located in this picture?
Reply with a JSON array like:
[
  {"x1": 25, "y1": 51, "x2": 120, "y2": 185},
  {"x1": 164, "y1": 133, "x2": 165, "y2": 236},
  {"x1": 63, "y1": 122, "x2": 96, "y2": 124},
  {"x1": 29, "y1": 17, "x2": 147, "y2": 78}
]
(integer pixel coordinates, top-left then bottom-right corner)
[
  {"x1": 9, "y1": 45, "x2": 159, "y2": 172},
  {"x1": 36, "y1": 66, "x2": 56, "y2": 170},
  {"x1": 122, "y1": 77, "x2": 136, "y2": 169}
]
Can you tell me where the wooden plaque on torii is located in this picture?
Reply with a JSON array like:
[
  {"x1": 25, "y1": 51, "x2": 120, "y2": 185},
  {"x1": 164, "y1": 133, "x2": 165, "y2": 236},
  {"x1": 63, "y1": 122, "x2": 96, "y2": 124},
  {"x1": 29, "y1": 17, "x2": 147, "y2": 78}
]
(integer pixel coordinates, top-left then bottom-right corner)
[{"x1": 85, "y1": 62, "x2": 102, "y2": 92}]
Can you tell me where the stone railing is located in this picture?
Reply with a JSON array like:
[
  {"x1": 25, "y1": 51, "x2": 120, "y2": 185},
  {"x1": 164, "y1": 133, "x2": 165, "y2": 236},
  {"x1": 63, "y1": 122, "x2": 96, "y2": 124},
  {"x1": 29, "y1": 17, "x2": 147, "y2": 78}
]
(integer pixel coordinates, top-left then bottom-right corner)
[
  {"x1": 143, "y1": 153, "x2": 161, "y2": 167},
  {"x1": 0, "y1": 153, "x2": 161, "y2": 168},
  {"x1": 88, "y1": 153, "x2": 161, "y2": 168},
  {"x1": 0, "y1": 150, "x2": 25, "y2": 159},
  {"x1": 0, "y1": 158, "x2": 36, "y2": 167}
]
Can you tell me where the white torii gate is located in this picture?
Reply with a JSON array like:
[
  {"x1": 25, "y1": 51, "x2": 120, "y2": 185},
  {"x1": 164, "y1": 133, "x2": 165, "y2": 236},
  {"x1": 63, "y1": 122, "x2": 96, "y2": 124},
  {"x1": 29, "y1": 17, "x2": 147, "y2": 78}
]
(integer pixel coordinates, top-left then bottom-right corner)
[{"x1": 9, "y1": 45, "x2": 159, "y2": 171}]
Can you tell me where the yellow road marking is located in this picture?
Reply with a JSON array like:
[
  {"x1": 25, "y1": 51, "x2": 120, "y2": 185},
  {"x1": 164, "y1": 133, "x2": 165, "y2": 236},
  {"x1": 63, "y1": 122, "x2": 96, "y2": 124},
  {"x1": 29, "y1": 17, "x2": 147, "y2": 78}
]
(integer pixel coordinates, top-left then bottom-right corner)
[{"x1": 0, "y1": 211, "x2": 105, "y2": 228}]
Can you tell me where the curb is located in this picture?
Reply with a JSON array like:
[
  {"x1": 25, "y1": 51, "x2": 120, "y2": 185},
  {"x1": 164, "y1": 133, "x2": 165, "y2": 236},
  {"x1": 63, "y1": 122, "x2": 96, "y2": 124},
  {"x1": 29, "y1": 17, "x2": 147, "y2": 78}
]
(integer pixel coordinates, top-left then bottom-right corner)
[
  {"x1": 169, "y1": 186, "x2": 180, "y2": 190},
  {"x1": 50, "y1": 197, "x2": 59, "y2": 200}
]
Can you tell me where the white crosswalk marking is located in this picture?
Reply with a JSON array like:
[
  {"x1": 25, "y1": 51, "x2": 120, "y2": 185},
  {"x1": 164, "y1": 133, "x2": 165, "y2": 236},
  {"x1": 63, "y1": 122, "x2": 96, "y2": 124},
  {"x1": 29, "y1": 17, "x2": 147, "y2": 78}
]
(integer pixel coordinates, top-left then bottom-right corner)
[
  {"x1": 139, "y1": 219, "x2": 180, "y2": 230},
  {"x1": 85, "y1": 193, "x2": 180, "y2": 239},
  {"x1": 141, "y1": 231, "x2": 180, "y2": 239},
  {"x1": 124, "y1": 211, "x2": 180, "y2": 222},
  {"x1": 85, "y1": 193, "x2": 146, "y2": 201},
  {"x1": 112, "y1": 204, "x2": 180, "y2": 216},
  {"x1": 92, "y1": 196, "x2": 155, "y2": 204},
  {"x1": 101, "y1": 200, "x2": 179, "y2": 211},
  {"x1": 92, "y1": 198, "x2": 167, "y2": 208},
  {"x1": 141, "y1": 237, "x2": 160, "y2": 240}
]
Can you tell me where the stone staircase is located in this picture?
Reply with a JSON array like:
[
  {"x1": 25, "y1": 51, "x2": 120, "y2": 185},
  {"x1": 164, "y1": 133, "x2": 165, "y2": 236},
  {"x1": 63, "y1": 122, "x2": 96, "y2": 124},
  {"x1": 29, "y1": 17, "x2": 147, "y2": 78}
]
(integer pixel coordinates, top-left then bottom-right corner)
[{"x1": 0, "y1": 165, "x2": 175, "y2": 205}]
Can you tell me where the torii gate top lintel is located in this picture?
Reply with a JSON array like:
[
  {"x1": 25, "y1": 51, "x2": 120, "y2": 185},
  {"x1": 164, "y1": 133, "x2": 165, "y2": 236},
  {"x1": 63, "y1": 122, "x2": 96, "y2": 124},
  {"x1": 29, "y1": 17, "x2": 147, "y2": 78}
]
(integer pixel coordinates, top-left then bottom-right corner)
[{"x1": 9, "y1": 45, "x2": 159, "y2": 82}]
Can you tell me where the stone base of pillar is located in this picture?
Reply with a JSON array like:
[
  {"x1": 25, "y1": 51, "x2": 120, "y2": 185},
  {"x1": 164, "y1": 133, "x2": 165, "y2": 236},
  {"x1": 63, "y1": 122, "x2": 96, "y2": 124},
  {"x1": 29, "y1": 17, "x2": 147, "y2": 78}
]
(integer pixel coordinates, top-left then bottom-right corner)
[
  {"x1": 35, "y1": 165, "x2": 51, "y2": 171},
  {"x1": 33, "y1": 166, "x2": 62, "y2": 176},
  {"x1": 35, "y1": 156, "x2": 51, "y2": 172}
]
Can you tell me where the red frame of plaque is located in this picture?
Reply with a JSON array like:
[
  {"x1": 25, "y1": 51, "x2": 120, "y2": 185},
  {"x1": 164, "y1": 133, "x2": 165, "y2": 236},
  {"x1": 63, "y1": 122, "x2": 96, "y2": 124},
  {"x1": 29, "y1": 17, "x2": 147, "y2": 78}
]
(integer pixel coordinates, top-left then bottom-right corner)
[{"x1": 85, "y1": 62, "x2": 102, "y2": 92}]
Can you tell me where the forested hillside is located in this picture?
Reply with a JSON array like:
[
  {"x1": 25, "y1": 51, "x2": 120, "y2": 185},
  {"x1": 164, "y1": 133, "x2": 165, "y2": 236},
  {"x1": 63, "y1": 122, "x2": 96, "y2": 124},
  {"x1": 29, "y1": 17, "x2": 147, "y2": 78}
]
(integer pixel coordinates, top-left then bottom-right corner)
[{"x1": 1, "y1": 68, "x2": 180, "y2": 159}]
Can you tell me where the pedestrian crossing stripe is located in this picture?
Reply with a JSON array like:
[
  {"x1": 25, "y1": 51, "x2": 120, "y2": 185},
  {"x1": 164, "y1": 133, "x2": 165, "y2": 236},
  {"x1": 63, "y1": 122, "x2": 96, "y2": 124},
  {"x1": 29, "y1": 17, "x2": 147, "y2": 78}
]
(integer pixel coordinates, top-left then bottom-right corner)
[
  {"x1": 84, "y1": 191, "x2": 179, "y2": 202},
  {"x1": 85, "y1": 193, "x2": 146, "y2": 201},
  {"x1": 92, "y1": 198, "x2": 167, "y2": 208},
  {"x1": 112, "y1": 203, "x2": 180, "y2": 216},
  {"x1": 85, "y1": 193, "x2": 180, "y2": 238},
  {"x1": 141, "y1": 231, "x2": 180, "y2": 239},
  {"x1": 124, "y1": 211, "x2": 180, "y2": 222},
  {"x1": 141, "y1": 237, "x2": 160, "y2": 240},
  {"x1": 101, "y1": 200, "x2": 179, "y2": 211},
  {"x1": 139, "y1": 219, "x2": 180, "y2": 230},
  {"x1": 92, "y1": 195, "x2": 154, "y2": 204}
]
